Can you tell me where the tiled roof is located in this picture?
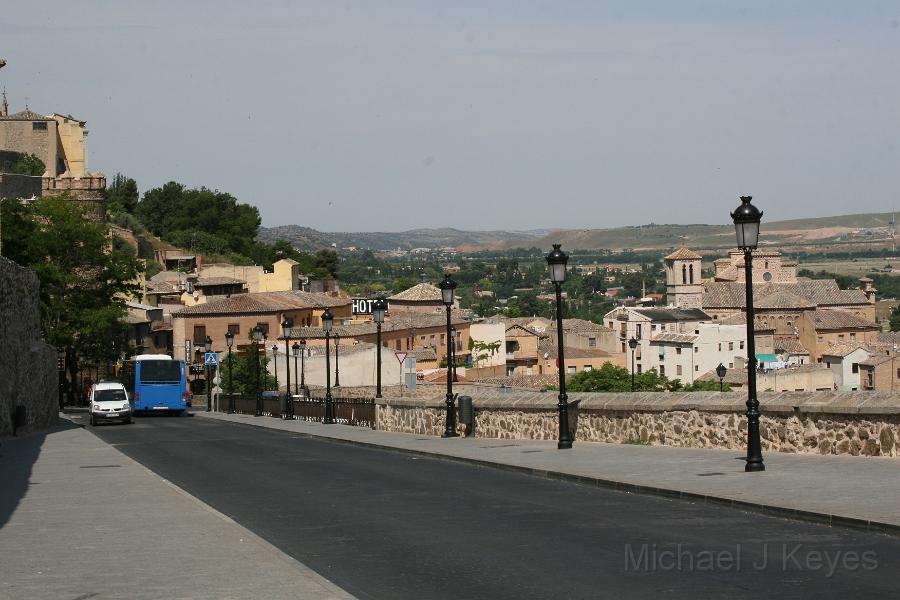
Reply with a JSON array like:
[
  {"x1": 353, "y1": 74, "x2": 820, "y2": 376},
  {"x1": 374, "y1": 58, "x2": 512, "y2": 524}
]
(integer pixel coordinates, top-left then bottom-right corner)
[
  {"x1": 703, "y1": 280, "x2": 870, "y2": 309},
  {"x1": 172, "y1": 291, "x2": 349, "y2": 316},
  {"x1": 559, "y1": 318, "x2": 613, "y2": 334},
  {"x1": 149, "y1": 271, "x2": 183, "y2": 283},
  {"x1": 506, "y1": 324, "x2": 544, "y2": 338},
  {"x1": 411, "y1": 347, "x2": 437, "y2": 361},
  {"x1": 0, "y1": 109, "x2": 52, "y2": 121},
  {"x1": 632, "y1": 307, "x2": 709, "y2": 321},
  {"x1": 755, "y1": 290, "x2": 815, "y2": 310},
  {"x1": 537, "y1": 338, "x2": 611, "y2": 359},
  {"x1": 650, "y1": 333, "x2": 698, "y2": 344},
  {"x1": 388, "y1": 283, "x2": 443, "y2": 302},
  {"x1": 473, "y1": 373, "x2": 559, "y2": 390},
  {"x1": 820, "y1": 343, "x2": 871, "y2": 358},
  {"x1": 774, "y1": 336, "x2": 809, "y2": 354},
  {"x1": 811, "y1": 309, "x2": 878, "y2": 331},
  {"x1": 146, "y1": 281, "x2": 178, "y2": 294},
  {"x1": 194, "y1": 277, "x2": 245, "y2": 287},
  {"x1": 859, "y1": 355, "x2": 893, "y2": 367},
  {"x1": 287, "y1": 311, "x2": 469, "y2": 339},
  {"x1": 877, "y1": 332, "x2": 900, "y2": 346},
  {"x1": 664, "y1": 247, "x2": 702, "y2": 261}
]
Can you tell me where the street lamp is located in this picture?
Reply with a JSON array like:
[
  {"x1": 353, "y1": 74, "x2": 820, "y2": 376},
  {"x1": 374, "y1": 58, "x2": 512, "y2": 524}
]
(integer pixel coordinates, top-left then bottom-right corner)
[
  {"x1": 225, "y1": 330, "x2": 235, "y2": 413},
  {"x1": 271, "y1": 344, "x2": 279, "y2": 391},
  {"x1": 204, "y1": 335, "x2": 212, "y2": 412},
  {"x1": 57, "y1": 348, "x2": 66, "y2": 410},
  {"x1": 292, "y1": 341, "x2": 300, "y2": 395},
  {"x1": 299, "y1": 337, "x2": 307, "y2": 395},
  {"x1": 546, "y1": 244, "x2": 572, "y2": 449},
  {"x1": 716, "y1": 363, "x2": 727, "y2": 392},
  {"x1": 282, "y1": 317, "x2": 294, "y2": 420},
  {"x1": 731, "y1": 195, "x2": 765, "y2": 473},
  {"x1": 373, "y1": 297, "x2": 387, "y2": 398},
  {"x1": 628, "y1": 337, "x2": 639, "y2": 392},
  {"x1": 334, "y1": 333, "x2": 341, "y2": 387},
  {"x1": 252, "y1": 325, "x2": 264, "y2": 416},
  {"x1": 439, "y1": 273, "x2": 459, "y2": 438},
  {"x1": 322, "y1": 308, "x2": 335, "y2": 424}
]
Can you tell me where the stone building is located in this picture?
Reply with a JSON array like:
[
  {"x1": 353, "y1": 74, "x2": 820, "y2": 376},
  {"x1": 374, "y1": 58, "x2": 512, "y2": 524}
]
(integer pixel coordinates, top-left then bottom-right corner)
[
  {"x1": 663, "y1": 247, "x2": 704, "y2": 309},
  {"x1": 387, "y1": 282, "x2": 452, "y2": 313}
]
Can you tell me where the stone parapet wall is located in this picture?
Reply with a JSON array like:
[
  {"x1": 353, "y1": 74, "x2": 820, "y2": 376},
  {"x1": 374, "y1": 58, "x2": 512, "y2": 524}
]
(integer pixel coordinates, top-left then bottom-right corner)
[
  {"x1": 0, "y1": 257, "x2": 58, "y2": 436},
  {"x1": 375, "y1": 390, "x2": 900, "y2": 457}
]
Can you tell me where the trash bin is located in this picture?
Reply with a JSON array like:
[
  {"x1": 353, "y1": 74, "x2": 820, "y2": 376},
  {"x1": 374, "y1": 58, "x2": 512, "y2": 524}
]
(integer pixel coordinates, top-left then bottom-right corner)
[
  {"x1": 280, "y1": 392, "x2": 291, "y2": 419},
  {"x1": 458, "y1": 395, "x2": 474, "y2": 437},
  {"x1": 567, "y1": 399, "x2": 580, "y2": 440}
]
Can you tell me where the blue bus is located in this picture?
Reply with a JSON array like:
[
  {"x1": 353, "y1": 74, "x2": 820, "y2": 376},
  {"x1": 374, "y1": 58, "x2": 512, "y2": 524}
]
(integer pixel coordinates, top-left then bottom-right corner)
[{"x1": 124, "y1": 354, "x2": 190, "y2": 415}]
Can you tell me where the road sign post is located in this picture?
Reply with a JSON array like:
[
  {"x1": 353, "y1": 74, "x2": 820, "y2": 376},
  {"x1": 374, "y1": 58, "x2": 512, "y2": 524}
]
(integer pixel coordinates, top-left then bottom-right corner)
[{"x1": 395, "y1": 352, "x2": 407, "y2": 397}]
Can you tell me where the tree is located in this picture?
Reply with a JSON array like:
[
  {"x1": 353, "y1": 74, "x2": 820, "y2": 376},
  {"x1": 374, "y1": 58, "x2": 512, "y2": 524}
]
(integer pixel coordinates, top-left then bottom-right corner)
[
  {"x1": 566, "y1": 362, "x2": 676, "y2": 392},
  {"x1": 105, "y1": 173, "x2": 139, "y2": 215},
  {"x1": 468, "y1": 337, "x2": 501, "y2": 368},
  {"x1": 1, "y1": 195, "x2": 141, "y2": 380},
  {"x1": 890, "y1": 305, "x2": 900, "y2": 332},
  {"x1": 10, "y1": 152, "x2": 45, "y2": 176},
  {"x1": 218, "y1": 348, "x2": 276, "y2": 394},
  {"x1": 681, "y1": 380, "x2": 732, "y2": 392}
]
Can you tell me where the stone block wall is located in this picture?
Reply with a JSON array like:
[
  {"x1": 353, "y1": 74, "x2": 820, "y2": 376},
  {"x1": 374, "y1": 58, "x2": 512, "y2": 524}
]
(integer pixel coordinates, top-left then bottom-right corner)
[
  {"x1": 375, "y1": 389, "x2": 900, "y2": 458},
  {"x1": 0, "y1": 173, "x2": 42, "y2": 200},
  {"x1": 0, "y1": 257, "x2": 58, "y2": 436}
]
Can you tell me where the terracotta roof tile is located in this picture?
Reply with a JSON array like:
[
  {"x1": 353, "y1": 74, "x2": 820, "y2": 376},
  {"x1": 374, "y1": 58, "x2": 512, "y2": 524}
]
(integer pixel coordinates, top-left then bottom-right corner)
[
  {"x1": 811, "y1": 309, "x2": 878, "y2": 330},
  {"x1": 172, "y1": 291, "x2": 349, "y2": 317},
  {"x1": 388, "y1": 283, "x2": 443, "y2": 302},
  {"x1": 664, "y1": 247, "x2": 703, "y2": 260}
]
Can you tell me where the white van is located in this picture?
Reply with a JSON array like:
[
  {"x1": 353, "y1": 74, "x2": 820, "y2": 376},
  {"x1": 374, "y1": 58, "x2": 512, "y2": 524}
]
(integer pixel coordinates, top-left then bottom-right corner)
[{"x1": 89, "y1": 381, "x2": 133, "y2": 426}]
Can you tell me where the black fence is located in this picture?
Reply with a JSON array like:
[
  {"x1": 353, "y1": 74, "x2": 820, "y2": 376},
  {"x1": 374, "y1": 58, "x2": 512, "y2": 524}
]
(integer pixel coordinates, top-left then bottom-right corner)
[{"x1": 218, "y1": 392, "x2": 376, "y2": 429}]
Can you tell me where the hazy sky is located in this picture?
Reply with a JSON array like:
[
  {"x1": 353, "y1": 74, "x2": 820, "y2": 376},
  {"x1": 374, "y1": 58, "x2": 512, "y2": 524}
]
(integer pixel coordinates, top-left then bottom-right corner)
[{"x1": 2, "y1": 2, "x2": 898, "y2": 232}]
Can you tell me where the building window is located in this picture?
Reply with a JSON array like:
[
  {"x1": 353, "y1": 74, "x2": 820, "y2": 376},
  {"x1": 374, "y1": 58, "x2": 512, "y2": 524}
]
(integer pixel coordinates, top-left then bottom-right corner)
[
  {"x1": 676, "y1": 365, "x2": 682, "y2": 376},
  {"x1": 32, "y1": 121, "x2": 48, "y2": 131},
  {"x1": 728, "y1": 362, "x2": 734, "y2": 368},
  {"x1": 694, "y1": 346, "x2": 698, "y2": 353},
  {"x1": 850, "y1": 333, "x2": 856, "y2": 340},
  {"x1": 584, "y1": 365, "x2": 592, "y2": 372},
  {"x1": 718, "y1": 343, "x2": 722, "y2": 351},
  {"x1": 817, "y1": 336, "x2": 823, "y2": 343},
  {"x1": 689, "y1": 264, "x2": 694, "y2": 284},
  {"x1": 825, "y1": 361, "x2": 831, "y2": 368},
  {"x1": 440, "y1": 334, "x2": 445, "y2": 346},
  {"x1": 567, "y1": 366, "x2": 576, "y2": 374},
  {"x1": 429, "y1": 334, "x2": 435, "y2": 347},
  {"x1": 227, "y1": 324, "x2": 240, "y2": 336},
  {"x1": 852, "y1": 363, "x2": 859, "y2": 374},
  {"x1": 682, "y1": 264, "x2": 687, "y2": 284},
  {"x1": 729, "y1": 342, "x2": 734, "y2": 351},
  {"x1": 838, "y1": 334, "x2": 845, "y2": 340},
  {"x1": 636, "y1": 324, "x2": 642, "y2": 339},
  {"x1": 637, "y1": 364, "x2": 642, "y2": 374},
  {"x1": 621, "y1": 342, "x2": 626, "y2": 353},
  {"x1": 695, "y1": 365, "x2": 699, "y2": 371},
  {"x1": 395, "y1": 339, "x2": 401, "y2": 350},
  {"x1": 588, "y1": 337, "x2": 597, "y2": 348},
  {"x1": 740, "y1": 341, "x2": 745, "y2": 350},
  {"x1": 659, "y1": 365, "x2": 665, "y2": 375},
  {"x1": 193, "y1": 325, "x2": 206, "y2": 344},
  {"x1": 676, "y1": 347, "x2": 682, "y2": 355},
  {"x1": 896, "y1": 368, "x2": 900, "y2": 379}
]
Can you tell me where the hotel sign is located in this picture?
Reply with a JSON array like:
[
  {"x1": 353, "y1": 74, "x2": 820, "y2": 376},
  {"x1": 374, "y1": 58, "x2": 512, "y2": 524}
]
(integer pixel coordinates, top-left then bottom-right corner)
[{"x1": 352, "y1": 298, "x2": 388, "y2": 315}]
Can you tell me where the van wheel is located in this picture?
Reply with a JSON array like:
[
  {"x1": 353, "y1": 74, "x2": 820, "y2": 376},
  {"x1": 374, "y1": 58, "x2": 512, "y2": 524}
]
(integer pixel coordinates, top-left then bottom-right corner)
[{"x1": 126, "y1": 416, "x2": 133, "y2": 424}]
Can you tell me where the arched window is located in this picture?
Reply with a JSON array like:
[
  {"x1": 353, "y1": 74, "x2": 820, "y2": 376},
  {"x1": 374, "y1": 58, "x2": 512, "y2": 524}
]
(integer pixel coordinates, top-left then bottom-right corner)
[
  {"x1": 689, "y1": 264, "x2": 694, "y2": 284},
  {"x1": 682, "y1": 264, "x2": 687, "y2": 284}
]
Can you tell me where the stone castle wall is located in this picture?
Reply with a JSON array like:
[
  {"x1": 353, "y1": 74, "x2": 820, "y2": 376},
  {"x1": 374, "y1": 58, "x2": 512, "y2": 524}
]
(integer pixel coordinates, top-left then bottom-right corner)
[
  {"x1": 0, "y1": 257, "x2": 58, "y2": 436},
  {"x1": 0, "y1": 173, "x2": 42, "y2": 199},
  {"x1": 376, "y1": 390, "x2": 900, "y2": 457}
]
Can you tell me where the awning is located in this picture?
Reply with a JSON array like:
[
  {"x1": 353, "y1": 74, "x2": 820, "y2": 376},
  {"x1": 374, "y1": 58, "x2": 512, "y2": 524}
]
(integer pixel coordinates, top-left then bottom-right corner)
[{"x1": 756, "y1": 353, "x2": 778, "y2": 363}]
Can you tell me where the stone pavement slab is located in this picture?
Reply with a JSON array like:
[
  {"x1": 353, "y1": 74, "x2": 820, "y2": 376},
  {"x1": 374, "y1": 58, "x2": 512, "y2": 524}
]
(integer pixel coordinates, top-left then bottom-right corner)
[
  {"x1": 0, "y1": 418, "x2": 354, "y2": 600},
  {"x1": 195, "y1": 411, "x2": 900, "y2": 533}
]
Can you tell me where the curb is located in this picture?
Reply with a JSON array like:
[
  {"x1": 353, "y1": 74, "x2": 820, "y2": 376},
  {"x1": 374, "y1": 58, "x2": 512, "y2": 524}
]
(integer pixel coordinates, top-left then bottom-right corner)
[{"x1": 194, "y1": 412, "x2": 900, "y2": 538}]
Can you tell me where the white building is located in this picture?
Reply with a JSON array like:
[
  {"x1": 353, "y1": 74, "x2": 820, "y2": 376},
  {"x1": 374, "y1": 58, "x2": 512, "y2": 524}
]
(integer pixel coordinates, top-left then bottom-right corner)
[
  {"x1": 820, "y1": 344, "x2": 871, "y2": 391},
  {"x1": 605, "y1": 306, "x2": 748, "y2": 384}
]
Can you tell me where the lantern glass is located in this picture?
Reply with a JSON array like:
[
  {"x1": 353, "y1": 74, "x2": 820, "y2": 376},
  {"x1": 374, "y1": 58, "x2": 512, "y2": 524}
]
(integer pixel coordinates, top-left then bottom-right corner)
[
  {"x1": 204, "y1": 336, "x2": 212, "y2": 353},
  {"x1": 550, "y1": 262, "x2": 566, "y2": 283},
  {"x1": 323, "y1": 309, "x2": 334, "y2": 333},
  {"x1": 734, "y1": 221, "x2": 759, "y2": 250},
  {"x1": 545, "y1": 244, "x2": 568, "y2": 283},
  {"x1": 272, "y1": 344, "x2": 278, "y2": 356},
  {"x1": 373, "y1": 298, "x2": 387, "y2": 324},
  {"x1": 281, "y1": 317, "x2": 293, "y2": 339},
  {"x1": 716, "y1": 363, "x2": 727, "y2": 379},
  {"x1": 628, "y1": 337, "x2": 638, "y2": 350},
  {"x1": 252, "y1": 326, "x2": 263, "y2": 342},
  {"x1": 292, "y1": 342, "x2": 300, "y2": 357},
  {"x1": 225, "y1": 331, "x2": 234, "y2": 348}
]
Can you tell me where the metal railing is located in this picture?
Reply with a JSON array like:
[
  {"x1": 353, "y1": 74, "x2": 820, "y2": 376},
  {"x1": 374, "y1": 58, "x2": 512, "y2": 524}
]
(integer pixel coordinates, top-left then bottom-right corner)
[{"x1": 218, "y1": 392, "x2": 375, "y2": 429}]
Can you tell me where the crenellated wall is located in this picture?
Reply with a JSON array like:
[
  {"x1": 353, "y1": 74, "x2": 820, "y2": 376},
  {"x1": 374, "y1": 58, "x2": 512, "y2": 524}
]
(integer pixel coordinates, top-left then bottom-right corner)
[
  {"x1": 376, "y1": 389, "x2": 900, "y2": 457},
  {"x1": 0, "y1": 257, "x2": 58, "y2": 436}
]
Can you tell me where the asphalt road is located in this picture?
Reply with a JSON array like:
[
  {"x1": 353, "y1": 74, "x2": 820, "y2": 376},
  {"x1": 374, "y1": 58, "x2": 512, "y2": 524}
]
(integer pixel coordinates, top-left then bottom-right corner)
[{"x1": 80, "y1": 414, "x2": 900, "y2": 600}]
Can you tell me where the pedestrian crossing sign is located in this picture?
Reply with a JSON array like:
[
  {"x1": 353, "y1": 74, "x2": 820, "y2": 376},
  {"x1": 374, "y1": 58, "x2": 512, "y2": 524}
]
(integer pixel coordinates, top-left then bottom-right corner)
[{"x1": 204, "y1": 352, "x2": 219, "y2": 366}]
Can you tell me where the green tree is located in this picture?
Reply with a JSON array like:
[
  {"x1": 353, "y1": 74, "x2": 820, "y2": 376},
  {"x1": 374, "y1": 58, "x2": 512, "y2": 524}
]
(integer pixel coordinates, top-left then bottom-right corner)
[
  {"x1": 681, "y1": 380, "x2": 732, "y2": 392},
  {"x1": 218, "y1": 348, "x2": 276, "y2": 393},
  {"x1": 890, "y1": 305, "x2": 900, "y2": 332},
  {"x1": 566, "y1": 362, "x2": 676, "y2": 392},
  {"x1": 105, "y1": 173, "x2": 139, "y2": 215},
  {"x1": 1, "y1": 194, "x2": 141, "y2": 369},
  {"x1": 10, "y1": 152, "x2": 46, "y2": 176}
]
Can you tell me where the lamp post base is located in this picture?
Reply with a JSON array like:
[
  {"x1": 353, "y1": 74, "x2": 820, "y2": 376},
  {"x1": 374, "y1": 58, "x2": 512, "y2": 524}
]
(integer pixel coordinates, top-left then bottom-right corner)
[{"x1": 745, "y1": 461, "x2": 766, "y2": 472}]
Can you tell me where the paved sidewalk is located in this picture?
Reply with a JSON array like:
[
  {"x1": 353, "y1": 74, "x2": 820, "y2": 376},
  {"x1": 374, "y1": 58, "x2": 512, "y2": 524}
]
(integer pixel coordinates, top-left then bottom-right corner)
[
  {"x1": 196, "y1": 411, "x2": 900, "y2": 533},
  {"x1": 0, "y1": 418, "x2": 354, "y2": 600}
]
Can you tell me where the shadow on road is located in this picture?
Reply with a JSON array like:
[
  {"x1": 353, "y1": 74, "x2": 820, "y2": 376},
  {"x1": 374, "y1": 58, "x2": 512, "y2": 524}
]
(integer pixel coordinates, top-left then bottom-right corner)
[{"x1": 0, "y1": 418, "x2": 82, "y2": 529}]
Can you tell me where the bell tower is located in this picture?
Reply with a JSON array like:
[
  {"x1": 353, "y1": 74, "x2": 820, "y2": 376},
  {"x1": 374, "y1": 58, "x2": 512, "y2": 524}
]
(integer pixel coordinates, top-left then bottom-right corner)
[{"x1": 664, "y1": 247, "x2": 703, "y2": 308}]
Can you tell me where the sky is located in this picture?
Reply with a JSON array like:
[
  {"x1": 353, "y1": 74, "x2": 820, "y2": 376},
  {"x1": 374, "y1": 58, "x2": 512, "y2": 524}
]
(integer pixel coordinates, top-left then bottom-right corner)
[{"x1": 1, "y1": 1, "x2": 899, "y2": 232}]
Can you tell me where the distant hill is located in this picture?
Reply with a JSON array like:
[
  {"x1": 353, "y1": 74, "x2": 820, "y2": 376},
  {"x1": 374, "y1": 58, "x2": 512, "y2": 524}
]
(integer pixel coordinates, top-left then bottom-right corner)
[
  {"x1": 257, "y1": 225, "x2": 549, "y2": 252},
  {"x1": 498, "y1": 212, "x2": 897, "y2": 253}
]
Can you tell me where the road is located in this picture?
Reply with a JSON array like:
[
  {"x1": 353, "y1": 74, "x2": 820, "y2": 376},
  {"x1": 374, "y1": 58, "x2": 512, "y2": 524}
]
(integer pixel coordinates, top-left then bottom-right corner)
[{"x1": 79, "y1": 414, "x2": 900, "y2": 599}]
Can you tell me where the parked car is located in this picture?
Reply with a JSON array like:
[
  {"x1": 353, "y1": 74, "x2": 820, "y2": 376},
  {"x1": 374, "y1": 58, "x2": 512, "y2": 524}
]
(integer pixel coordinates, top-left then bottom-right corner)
[{"x1": 89, "y1": 381, "x2": 133, "y2": 426}]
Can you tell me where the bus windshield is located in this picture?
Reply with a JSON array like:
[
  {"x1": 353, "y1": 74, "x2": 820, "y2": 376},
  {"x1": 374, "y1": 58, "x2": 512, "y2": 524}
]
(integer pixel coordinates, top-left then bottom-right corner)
[{"x1": 139, "y1": 360, "x2": 182, "y2": 383}]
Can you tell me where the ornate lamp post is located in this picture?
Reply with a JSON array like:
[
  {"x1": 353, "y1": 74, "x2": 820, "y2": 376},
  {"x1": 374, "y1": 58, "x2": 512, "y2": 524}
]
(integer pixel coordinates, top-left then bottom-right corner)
[
  {"x1": 731, "y1": 195, "x2": 765, "y2": 472},
  {"x1": 299, "y1": 337, "x2": 307, "y2": 395},
  {"x1": 224, "y1": 330, "x2": 235, "y2": 413},
  {"x1": 252, "y1": 325, "x2": 264, "y2": 416},
  {"x1": 271, "y1": 344, "x2": 279, "y2": 391},
  {"x1": 628, "y1": 337, "x2": 638, "y2": 392},
  {"x1": 281, "y1": 317, "x2": 293, "y2": 419},
  {"x1": 57, "y1": 348, "x2": 66, "y2": 410},
  {"x1": 292, "y1": 342, "x2": 300, "y2": 395},
  {"x1": 334, "y1": 333, "x2": 341, "y2": 387},
  {"x1": 372, "y1": 297, "x2": 387, "y2": 398},
  {"x1": 322, "y1": 308, "x2": 335, "y2": 424},
  {"x1": 546, "y1": 244, "x2": 573, "y2": 449},
  {"x1": 439, "y1": 273, "x2": 459, "y2": 438},
  {"x1": 716, "y1": 362, "x2": 727, "y2": 392},
  {"x1": 204, "y1": 335, "x2": 213, "y2": 412}
]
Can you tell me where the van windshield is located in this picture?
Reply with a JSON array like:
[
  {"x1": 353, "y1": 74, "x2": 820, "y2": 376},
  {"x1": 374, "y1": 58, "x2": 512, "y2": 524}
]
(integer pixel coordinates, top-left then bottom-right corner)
[{"x1": 94, "y1": 389, "x2": 127, "y2": 403}]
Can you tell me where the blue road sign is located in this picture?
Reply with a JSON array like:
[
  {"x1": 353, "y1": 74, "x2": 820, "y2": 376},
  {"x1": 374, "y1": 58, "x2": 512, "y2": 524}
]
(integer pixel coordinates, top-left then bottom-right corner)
[{"x1": 204, "y1": 352, "x2": 219, "y2": 366}]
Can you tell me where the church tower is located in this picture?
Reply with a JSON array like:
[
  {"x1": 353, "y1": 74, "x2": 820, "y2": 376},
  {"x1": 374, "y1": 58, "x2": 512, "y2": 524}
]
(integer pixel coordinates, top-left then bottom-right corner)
[{"x1": 664, "y1": 247, "x2": 703, "y2": 309}]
